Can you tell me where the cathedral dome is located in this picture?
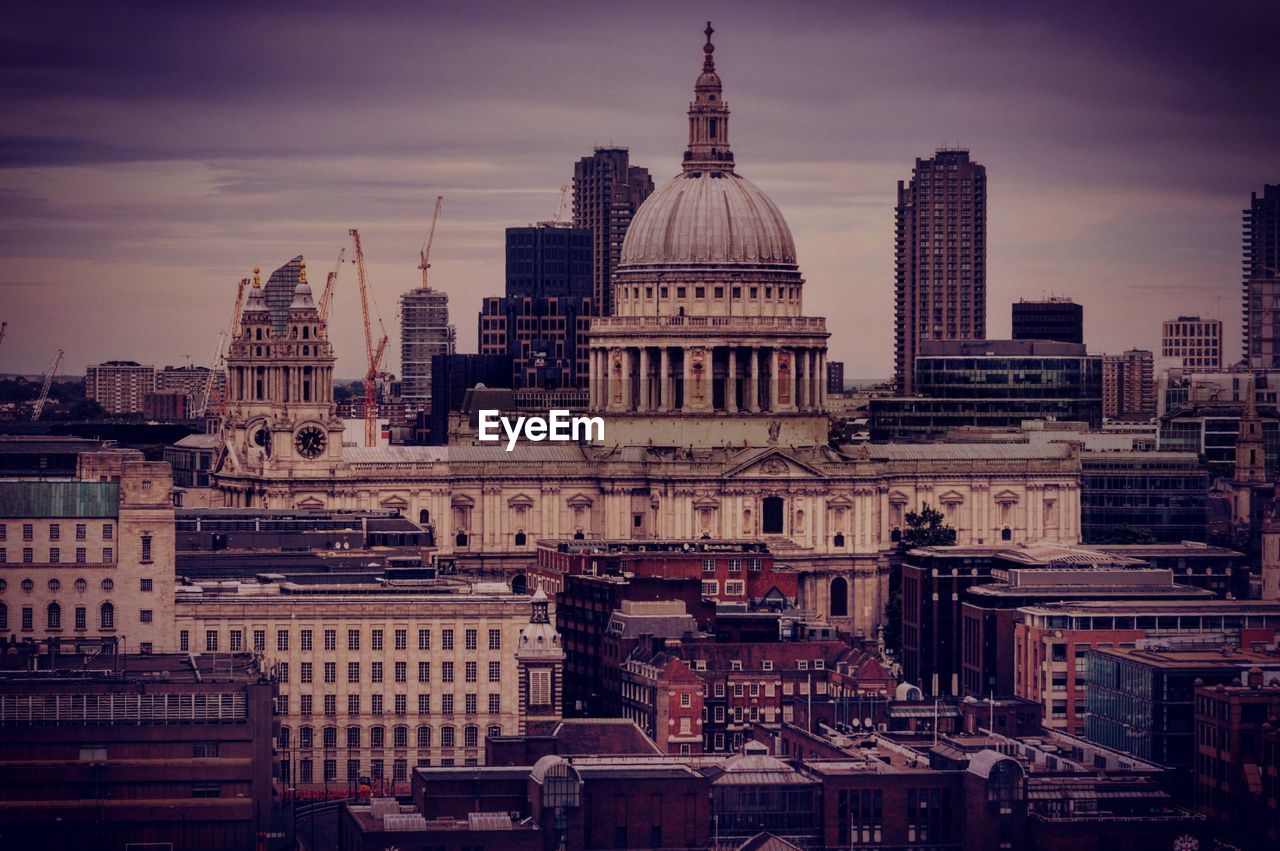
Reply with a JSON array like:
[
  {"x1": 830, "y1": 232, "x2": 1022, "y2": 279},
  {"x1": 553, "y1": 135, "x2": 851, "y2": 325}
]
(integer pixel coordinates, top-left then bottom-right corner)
[{"x1": 619, "y1": 170, "x2": 796, "y2": 268}]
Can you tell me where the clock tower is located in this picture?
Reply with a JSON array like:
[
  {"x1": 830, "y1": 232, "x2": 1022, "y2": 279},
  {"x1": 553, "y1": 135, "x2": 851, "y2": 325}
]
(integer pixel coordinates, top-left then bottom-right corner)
[{"x1": 219, "y1": 261, "x2": 346, "y2": 501}]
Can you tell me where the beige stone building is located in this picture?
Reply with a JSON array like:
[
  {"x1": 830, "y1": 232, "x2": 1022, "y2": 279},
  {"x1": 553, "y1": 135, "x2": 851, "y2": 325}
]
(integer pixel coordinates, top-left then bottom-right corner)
[
  {"x1": 0, "y1": 449, "x2": 176, "y2": 652},
  {"x1": 174, "y1": 579, "x2": 562, "y2": 791},
  {"x1": 206, "y1": 28, "x2": 1083, "y2": 639}
]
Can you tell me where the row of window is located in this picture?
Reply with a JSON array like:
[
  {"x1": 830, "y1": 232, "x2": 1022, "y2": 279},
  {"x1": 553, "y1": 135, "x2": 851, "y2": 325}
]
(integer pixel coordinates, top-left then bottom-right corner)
[
  {"x1": 280, "y1": 692, "x2": 501, "y2": 717},
  {"x1": 282, "y1": 754, "x2": 474, "y2": 784},
  {"x1": 700, "y1": 558, "x2": 764, "y2": 572},
  {"x1": 3, "y1": 577, "x2": 147, "y2": 594},
  {"x1": 280, "y1": 723, "x2": 500, "y2": 751},
  {"x1": 180, "y1": 627, "x2": 502, "y2": 653},
  {"x1": 0, "y1": 523, "x2": 113, "y2": 542},
  {"x1": 0, "y1": 547, "x2": 114, "y2": 564},
  {"x1": 278, "y1": 659, "x2": 503, "y2": 685},
  {"x1": 0, "y1": 601, "x2": 123, "y2": 631}
]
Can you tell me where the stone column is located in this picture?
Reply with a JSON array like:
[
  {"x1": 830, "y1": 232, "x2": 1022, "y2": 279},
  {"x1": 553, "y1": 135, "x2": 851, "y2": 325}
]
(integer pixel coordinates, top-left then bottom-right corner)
[
  {"x1": 726, "y1": 348, "x2": 738, "y2": 413},
  {"x1": 796, "y1": 349, "x2": 807, "y2": 411},
  {"x1": 748, "y1": 347, "x2": 761, "y2": 413},
  {"x1": 768, "y1": 349, "x2": 779, "y2": 411},
  {"x1": 817, "y1": 351, "x2": 826, "y2": 411},
  {"x1": 659, "y1": 347, "x2": 671, "y2": 412},
  {"x1": 639, "y1": 347, "x2": 651, "y2": 412}
]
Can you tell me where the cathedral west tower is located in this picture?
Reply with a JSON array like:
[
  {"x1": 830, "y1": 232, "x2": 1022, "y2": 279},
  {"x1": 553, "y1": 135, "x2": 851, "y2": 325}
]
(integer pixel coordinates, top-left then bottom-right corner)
[{"x1": 588, "y1": 23, "x2": 831, "y2": 447}]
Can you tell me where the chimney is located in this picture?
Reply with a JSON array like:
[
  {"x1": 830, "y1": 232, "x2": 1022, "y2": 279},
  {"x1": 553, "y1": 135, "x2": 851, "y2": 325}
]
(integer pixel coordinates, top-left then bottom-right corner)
[{"x1": 1248, "y1": 666, "x2": 1264, "y2": 689}]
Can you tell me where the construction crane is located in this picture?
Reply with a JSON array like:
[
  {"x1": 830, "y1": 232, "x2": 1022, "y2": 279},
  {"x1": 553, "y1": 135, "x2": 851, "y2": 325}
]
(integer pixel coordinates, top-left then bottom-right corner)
[
  {"x1": 318, "y1": 246, "x2": 345, "y2": 322},
  {"x1": 551, "y1": 181, "x2": 570, "y2": 224},
  {"x1": 349, "y1": 228, "x2": 391, "y2": 447},
  {"x1": 418, "y1": 196, "x2": 444, "y2": 290},
  {"x1": 31, "y1": 348, "x2": 64, "y2": 421},
  {"x1": 198, "y1": 276, "x2": 249, "y2": 418}
]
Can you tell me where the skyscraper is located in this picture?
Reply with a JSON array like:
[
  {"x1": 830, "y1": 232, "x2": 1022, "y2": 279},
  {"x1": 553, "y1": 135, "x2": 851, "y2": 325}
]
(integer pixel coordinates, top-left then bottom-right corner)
[
  {"x1": 399, "y1": 288, "x2": 455, "y2": 414},
  {"x1": 477, "y1": 223, "x2": 593, "y2": 389},
  {"x1": 1012, "y1": 298, "x2": 1083, "y2": 344},
  {"x1": 893, "y1": 149, "x2": 987, "y2": 394},
  {"x1": 573, "y1": 147, "x2": 653, "y2": 317},
  {"x1": 1244, "y1": 185, "x2": 1280, "y2": 368}
]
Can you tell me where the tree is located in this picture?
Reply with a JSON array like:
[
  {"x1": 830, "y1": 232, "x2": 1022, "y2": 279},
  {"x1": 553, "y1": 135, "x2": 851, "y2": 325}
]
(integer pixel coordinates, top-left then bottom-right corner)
[
  {"x1": 898, "y1": 504, "x2": 957, "y2": 552},
  {"x1": 1091, "y1": 525, "x2": 1156, "y2": 545},
  {"x1": 884, "y1": 503, "x2": 956, "y2": 656}
]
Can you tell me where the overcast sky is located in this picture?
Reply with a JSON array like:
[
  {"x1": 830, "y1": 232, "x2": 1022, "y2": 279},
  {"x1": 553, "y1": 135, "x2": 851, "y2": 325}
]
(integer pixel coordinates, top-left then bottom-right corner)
[{"x1": 1, "y1": 0, "x2": 1277, "y2": 379}]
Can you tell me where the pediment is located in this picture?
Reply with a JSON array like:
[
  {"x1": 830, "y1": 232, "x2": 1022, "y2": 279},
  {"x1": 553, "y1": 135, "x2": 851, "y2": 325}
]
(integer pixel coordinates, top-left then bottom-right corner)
[
  {"x1": 938, "y1": 489, "x2": 965, "y2": 506},
  {"x1": 887, "y1": 490, "x2": 910, "y2": 505},
  {"x1": 723, "y1": 448, "x2": 826, "y2": 480},
  {"x1": 826, "y1": 495, "x2": 854, "y2": 508},
  {"x1": 993, "y1": 489, "x2": 1021, "y2": 504},
  {"x1": 566, "y1": 493, "x2": 594, "y2": 508},
  {"x1": 692, "y1": 496, "x2": 720, "y2": 509},
  {"x1": 295, "y1": 495, "x2": 325, "y2": 509},
  {"x1": 451, "y1": 494, "x2": 476, "y2": 508},
  {"x1": 379, "y1": 494, "x2": 409, "y2": 509},
  {"x1": 507, "y1": 493, "x2": 535, "y2": 509}
]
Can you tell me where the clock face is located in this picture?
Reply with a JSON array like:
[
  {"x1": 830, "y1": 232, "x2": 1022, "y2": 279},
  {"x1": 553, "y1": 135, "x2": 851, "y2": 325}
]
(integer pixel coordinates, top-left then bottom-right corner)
[
  {"x1": 252, "y1": 427, "x2": 271, "y2": 456},
  {"x1": 294, "y1": 426, "x2": 327, "y2": 459}
]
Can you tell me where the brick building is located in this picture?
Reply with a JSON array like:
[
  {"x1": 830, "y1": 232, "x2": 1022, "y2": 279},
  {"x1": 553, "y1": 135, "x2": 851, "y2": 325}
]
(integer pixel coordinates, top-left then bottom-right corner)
[
  {"x1": 0, "y1": 643, "x2": 277, "y2": 851},
  {"x1": 85, "y1": 360, "x2": 155, "y2": 414}
]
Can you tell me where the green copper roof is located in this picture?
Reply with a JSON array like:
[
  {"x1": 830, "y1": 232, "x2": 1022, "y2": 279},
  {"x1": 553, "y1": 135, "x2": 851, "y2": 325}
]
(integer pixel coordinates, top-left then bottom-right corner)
[{"x1": 0, "y1": 482, "x2": 119, "y2": 518}]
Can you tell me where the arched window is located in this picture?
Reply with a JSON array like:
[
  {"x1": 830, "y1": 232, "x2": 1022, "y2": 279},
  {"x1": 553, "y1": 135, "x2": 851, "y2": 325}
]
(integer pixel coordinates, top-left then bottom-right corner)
[
  {"x1": 347, "y1": 726, "x2": 361, "y2": 748},
  {"x1": 1001, "y1": 527, "x2": 1012, "y2": 541},
  {"x1": 299, "y1": 726, "x2": 313, "y2": 749},
  {"x1": 511, "y1": 575, "x2": 528, "y2": 595},
  {"x1": 833, "y1": 532, "x2": 845, "y2": 547},
  {"x1": 440, "y1": 726, "x2": 455, "y2": 748},
  {"x1": 464, "y1": 725, "x2": 479, "y2": 748},
  {"x1": 514, "y1": 531, "x2": 527, "y2": 547},
  {"x1": 323, "y1": 726, "x2": 338, "y2": 749},
  {"x1": 370, "y1": 726, "x2": 385, "y2": 749},
  {"x1": 419, "y1": 509, "x2": 430, "y2": 524},
  {"x1": 830, "y1": 577, "x2": 849, "y2": 618},
  {"x1": 417, "y1": 725, "x2": 432, "y2": 748},
  {"x1": 47, "y1": 602, "x2": 61, "y2": 630},
  {"x1": 99, "y1": 602, "x2": 115, "y2": 629},
  {"x1": 762, "y1": 496, "x2": 784, "y2": 534},
  {"x1": 394, "y1": 725, "x2": 408, "y2": 748}
]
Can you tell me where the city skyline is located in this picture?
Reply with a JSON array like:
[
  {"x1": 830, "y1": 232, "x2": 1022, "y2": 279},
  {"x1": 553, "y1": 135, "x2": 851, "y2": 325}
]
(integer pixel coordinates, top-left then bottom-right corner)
[{"x1": 1, "y1": 1, "x2": 1278, "y2": 379}]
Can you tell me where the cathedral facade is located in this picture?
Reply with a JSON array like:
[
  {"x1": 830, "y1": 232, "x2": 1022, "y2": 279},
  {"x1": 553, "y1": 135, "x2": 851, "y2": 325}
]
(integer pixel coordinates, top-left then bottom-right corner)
[{"x1": 210, "y1": 27, "x2": 1082, "y2": 637}]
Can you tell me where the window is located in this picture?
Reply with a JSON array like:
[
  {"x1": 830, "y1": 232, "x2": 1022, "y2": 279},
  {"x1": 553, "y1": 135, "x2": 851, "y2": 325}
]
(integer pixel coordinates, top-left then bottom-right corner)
[
  {"x1": 49, "y1": 547, "x2": 60, "y2": 564},
  {"x1": 464, "y1": 725, "x2": 479, "y2": 748},
  {"x1": 465, "y1": 693, "x2": 478, "y2": 714},
  {"x1": 301, "y1": 629, "x2": 312, "y2": 651},
  {"x1": 140, "y1": 609, "x2": 153, "y2": 624},
  {"x1": 417, "y1": 725, "x2": 432, "y2": 747},
  {"x1": 348, "y1": 694, "x2": 360, "y2": 714},
  {"x1": 74, "y1": 577, "x2": 86, "y2": 592},
  {"x1": 529, "y1": 669, "x2": 552, "y2": 706},
  {"x1": 101, "y1": 578, "x2": 113, "y2": 592},
  {"x1": 703, "y1": 558, "x2": 716, "y2": 573},
  {"x1": 418, "y1": 694, "x2": 431, "y2": 715},
  {"x1": 140, "y1": 578, "x2": 153, "y2": 592},
  {"x1": 394, "y1": 725, "x2": 408, "y2": 748},
  {"x1": 22, "y1": 548, "x2": 32, "y2": 564},
  {"x1": 75, "y1": 606, "x2": 86, "y2": 631},
  {"x1": 21, "y1": 607, "x2": 33, "y2": 631},
  {"x1": 348, "y1": 662, "x2": 360, "y2": 683},
  {"x1": 180, "y1": 630, "x2": 190, "y2": 651},
  {"x1": 140, "y1": 535, "x2": 152, "y2": 563},
  {"x1": 348, "y1": 630, "x2": 360, "y2": 651},
  {"x1": 347, "y1": 726, "x2": 361, "y2": 748},
  {"x1": 102, "y1": 524, "x2": 112, "y2": 541},
  {"x1": 418, "y1": 661, "x2": 430, "y2": 682},
  {"x1": 47, "y1": 602, "x2": 61, "y2": 630},
  {"x1": 394, "y1": 629, "x2": 406, "y2": 650},
  {"x1": 418, "y1": 629, "x2": 431, "y2": 650},
  {"x1": 253, "y1": 630, "x2": 265, "y2": 652},
  {"x1": 371, "y1": 662, "x2": 384, "y2": 683},
  {"x1": 372, "y1": 629, "x2": 383, "y2": 651},
  {"x1": 442, "y1": 629, "x2": 454, "y2": 650},
  {"x1": 724, "y1": 580, "x2": 745, "y2": 596},
  {"x1": 371, "y1": 695, "x2": 383, "y2": 715},
  {"x1": 22, "y1": 524, "x2": 33, "y2": 541},
  {"x1": 702, "y1": 580, "x2": 719, "y2": 596},
  {"x1": 442, "y1": 694, "x2": 454, "y2": 715},
  {"x1": 278, "y1": 662, "x2": 289, "y2": 682},
  {"x1": 324, "y1": 662, "x2": 336, "y2": 683},
  {"x1": 442, "y1": 662, "x2": 454, "y2": 683},
  {"x1": 75, "y1": 548, "x2": 86, "y2": 564},
  {"x1": 465, "y1": 629, "x2": 477, "y2": 650},
  {"x1": 75, "y1": 524, "x2": 86, "y2": 541},
  {"x1": 488, "y1": 661, "x2": 501, "y2": 682},
  {"x1": 99, "y1": 602, "x2": 114, "y2": 629},
  {"x1": 489, "y1": 629, "x2": 501, "y2": 650},
  {"x1": 370, "y1": 726, "x2": 385, "y2": 748},
  {"x1": 762, "y1": 497, "x2": 784, "y2": 534},
  {"x1": 465, "y1": 661, "x2": 477, "y2": 683},
  {"x1": 48, "y1": 578, "x2": 60, "y2": 592},
  {"x1": 323, "y1": 726, "x2": 338, "y2": 748},
  {"x1": 301, "y1": 663, "x2": 313, "y2": 683},
  {"x1": 488, "y1": 694, "x2": 501, "y2": 713},
  {"x1": 441, "y1": 726, "x2": 455, "y2": 748}
]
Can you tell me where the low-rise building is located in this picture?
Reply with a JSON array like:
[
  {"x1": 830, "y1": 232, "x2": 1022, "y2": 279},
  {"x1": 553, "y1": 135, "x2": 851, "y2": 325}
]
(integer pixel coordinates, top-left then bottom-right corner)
[
  {"x1": 0, "y1": 642, "x2": 277, "y2": 851},
  {"x1": 0, "y1": 448, "x2": 176, "y2": 652},
  {"x1": 174, "y1": 578, "x2": 563, "y2": 793}
]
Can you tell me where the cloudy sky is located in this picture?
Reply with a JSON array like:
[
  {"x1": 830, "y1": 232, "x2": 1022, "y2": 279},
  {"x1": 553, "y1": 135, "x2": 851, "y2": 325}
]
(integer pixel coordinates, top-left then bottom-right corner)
[{"x1": 1, "y1": 0, "x2": 1277, "y2": 379}]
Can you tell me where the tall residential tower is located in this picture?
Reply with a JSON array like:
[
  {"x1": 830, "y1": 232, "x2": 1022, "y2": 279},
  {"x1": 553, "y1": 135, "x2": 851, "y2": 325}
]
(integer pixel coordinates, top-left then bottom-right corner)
[
  {"x1": 893, "y1": 149, "x2": 987, "y2": 394},
  {"x1": 573, "y1": 147, "x2": 653, "y2": 317},
  {"x1": 1244, "y1": 185, "x2": 1280, "y2": 368}
]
